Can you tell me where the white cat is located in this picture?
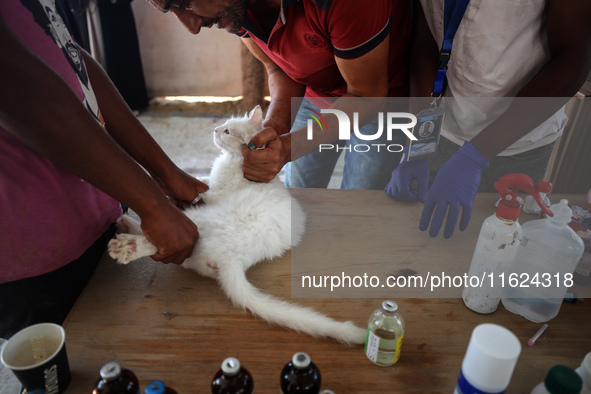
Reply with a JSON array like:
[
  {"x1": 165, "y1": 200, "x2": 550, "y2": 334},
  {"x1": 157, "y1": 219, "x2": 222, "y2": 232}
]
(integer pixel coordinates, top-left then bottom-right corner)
[{"x1": 108, "y1": 106, "x2": 366, "y2": 345}]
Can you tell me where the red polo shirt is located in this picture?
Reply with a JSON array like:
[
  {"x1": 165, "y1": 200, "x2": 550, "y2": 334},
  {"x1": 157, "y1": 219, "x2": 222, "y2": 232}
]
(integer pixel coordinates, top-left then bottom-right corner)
[{"x1": 239, "y1": 0, "x2": 411, "y2": 98}]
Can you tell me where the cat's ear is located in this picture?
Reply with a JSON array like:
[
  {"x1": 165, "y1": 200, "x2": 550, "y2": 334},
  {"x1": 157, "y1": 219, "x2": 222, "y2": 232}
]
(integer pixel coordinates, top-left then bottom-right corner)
[{"x1": 248, "y1": 105, "x2": 264, "y2": 130}]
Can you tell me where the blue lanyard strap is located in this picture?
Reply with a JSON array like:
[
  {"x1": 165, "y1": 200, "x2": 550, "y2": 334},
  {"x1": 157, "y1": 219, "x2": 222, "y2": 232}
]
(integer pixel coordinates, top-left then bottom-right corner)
[{"x1": 433, "y1": 0, "x2": 470, "y2": 95}]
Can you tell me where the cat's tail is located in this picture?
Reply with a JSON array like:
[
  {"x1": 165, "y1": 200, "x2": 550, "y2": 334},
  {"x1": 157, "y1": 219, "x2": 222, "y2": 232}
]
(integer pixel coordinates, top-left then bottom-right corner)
[{"x1": 217, "y1": 264, "x2": 366, "y2": 346}]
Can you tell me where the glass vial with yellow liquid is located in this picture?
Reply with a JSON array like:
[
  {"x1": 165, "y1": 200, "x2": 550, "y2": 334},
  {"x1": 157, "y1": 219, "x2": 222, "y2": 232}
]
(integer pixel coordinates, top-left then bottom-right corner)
[{"x1": 365, "y1": 300, "x2": 404, "y2": 366}]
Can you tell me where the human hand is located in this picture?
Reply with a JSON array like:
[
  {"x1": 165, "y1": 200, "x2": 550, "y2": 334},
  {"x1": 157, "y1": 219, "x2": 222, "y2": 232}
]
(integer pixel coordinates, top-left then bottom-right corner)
[
  {"x1": 242, "y1": 127, "x2": 291, "y2": 183},
  {"x1": 385, "y1": 148, "x2": 429, "y2": 202},
  {"x1": 154, "y1": 167, "x2": 209, "y2": 209},
  {"x1": 139, "y1": 202, "x2": 199, "y2": 265},
  {"x1": 419, "y1": 141, "x2": 489, "y2": 238}
]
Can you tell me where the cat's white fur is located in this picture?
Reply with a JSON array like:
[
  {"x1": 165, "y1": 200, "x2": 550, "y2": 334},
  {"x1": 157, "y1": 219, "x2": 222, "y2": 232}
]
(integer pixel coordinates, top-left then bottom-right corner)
[{"x1": 108, "y1": 106, "x2": 365, "y2": 345}]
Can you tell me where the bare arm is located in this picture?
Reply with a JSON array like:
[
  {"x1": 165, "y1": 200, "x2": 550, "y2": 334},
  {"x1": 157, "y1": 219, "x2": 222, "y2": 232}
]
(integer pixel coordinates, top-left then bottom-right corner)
[
  {"x1": 0, "y1": 18, "x2": 200, "y2": 264},
  {"x1": 241, "y1": 37, "x2": 306, "y2": 134},
  {"x1": 81, "y1": 48, "x2": 209, "y2": 206},
  {"x1": 241, "y1": 35, "x2": 392, "y2": 182},
  {"x1": 408, "y1": 0, "x2": 440, "y2": 108}
]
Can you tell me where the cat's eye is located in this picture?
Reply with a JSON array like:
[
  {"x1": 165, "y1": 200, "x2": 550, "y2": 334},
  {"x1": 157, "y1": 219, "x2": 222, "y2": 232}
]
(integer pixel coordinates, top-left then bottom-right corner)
[{"x1": 224, "y1": 129, "x2": 230, "y2": 134}]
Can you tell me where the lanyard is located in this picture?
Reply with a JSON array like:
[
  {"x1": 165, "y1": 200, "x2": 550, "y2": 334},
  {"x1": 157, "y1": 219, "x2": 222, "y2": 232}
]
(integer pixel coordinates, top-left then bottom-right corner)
[{"x1": 432, "y1": 0, "x2": 470, "y2": 96}]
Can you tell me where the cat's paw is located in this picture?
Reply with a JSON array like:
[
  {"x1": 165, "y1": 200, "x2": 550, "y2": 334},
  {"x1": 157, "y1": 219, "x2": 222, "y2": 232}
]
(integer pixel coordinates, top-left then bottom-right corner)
[{"x1": 108, "y1": 234, "x2": 155, "y2": 264}]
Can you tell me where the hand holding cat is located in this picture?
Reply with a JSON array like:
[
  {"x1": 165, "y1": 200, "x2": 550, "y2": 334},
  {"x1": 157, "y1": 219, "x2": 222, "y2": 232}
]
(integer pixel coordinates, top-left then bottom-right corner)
[
  {"x1": 153, "y1": 166, "x2": 209, "y2": 209},
  {"x1": 242, "y1": 126, "x2": 291, "y2": 183},
  {"x1": 138, "y1": 202, "x2": 199, "y2": 265}
]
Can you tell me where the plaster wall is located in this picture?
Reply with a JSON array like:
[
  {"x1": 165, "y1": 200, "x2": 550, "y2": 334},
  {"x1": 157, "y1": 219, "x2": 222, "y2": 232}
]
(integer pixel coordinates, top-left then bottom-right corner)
[{"x1": 131, "y1": 0, "x2": 243, "y2": 97}]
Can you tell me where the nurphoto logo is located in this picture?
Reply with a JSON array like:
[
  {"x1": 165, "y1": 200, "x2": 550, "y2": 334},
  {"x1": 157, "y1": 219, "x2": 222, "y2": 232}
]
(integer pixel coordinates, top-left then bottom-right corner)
[{"x1": 305, "y1": 109, "x2": 418, "y2": 153}]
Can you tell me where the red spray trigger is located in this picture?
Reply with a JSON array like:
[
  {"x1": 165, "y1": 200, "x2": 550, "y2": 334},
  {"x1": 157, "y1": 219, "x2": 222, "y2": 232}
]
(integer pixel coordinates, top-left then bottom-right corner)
[{"x1": 493, "y1": 174, "x2": 553, "y2": 220}]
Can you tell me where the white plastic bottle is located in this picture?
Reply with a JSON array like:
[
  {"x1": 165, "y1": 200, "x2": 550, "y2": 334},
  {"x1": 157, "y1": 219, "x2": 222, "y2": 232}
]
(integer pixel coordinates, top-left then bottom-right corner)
[
  {"x1": 501, "y1": 199, "x2": 585, "y2": 323},
  {"x1": 462, "y1": 174, "x2": 552, "y2": 314},
  {"x1": 531, "y1": 365, "x2": 582, "y2": 394},
  {"x1": 576, "y1": 352, "x2": 591, "y2": 394},
  {"x1": 454, "y1": 324, "x2": 521, "y2": 394}
]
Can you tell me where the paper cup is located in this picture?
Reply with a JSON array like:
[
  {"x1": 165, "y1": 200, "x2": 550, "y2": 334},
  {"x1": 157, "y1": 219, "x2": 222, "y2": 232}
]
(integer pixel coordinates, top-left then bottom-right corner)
[{"x1": 0, "y1": 323, "x2": 71, "y2": 394}]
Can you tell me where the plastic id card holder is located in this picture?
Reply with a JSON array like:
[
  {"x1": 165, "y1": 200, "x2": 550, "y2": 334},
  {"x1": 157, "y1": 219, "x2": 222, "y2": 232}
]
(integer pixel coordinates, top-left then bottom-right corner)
[{"x1": 407, "y1": 106, "x2": 445, "y2": 161}]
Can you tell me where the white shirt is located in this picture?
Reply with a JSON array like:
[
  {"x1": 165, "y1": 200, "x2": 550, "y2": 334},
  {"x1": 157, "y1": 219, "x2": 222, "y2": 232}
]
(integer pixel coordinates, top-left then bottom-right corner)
[{"x1": 420, "y1": 0, "x2": 567, "y2": 155}]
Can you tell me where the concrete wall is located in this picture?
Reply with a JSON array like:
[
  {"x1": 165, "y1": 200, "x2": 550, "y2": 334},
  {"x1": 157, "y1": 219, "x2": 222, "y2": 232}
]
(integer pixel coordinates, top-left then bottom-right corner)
[{"x1": 131, "y1": 0, "x2": 243, "y2": 97}]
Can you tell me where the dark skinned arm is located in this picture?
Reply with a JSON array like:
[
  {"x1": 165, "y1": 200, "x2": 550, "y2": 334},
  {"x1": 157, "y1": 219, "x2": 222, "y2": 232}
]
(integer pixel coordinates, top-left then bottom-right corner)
[
  {"x1": 241, "y1": 35, "x2": 392, "y2": 182},
  {"x1": 0, "y1": 17, "x2": 201, "y2": 264}
]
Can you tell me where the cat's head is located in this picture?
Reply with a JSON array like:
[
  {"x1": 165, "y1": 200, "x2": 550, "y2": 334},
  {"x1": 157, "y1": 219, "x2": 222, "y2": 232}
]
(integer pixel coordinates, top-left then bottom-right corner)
[{"x1": 213, "y1": 106, "x2": 263, "y2": 153}]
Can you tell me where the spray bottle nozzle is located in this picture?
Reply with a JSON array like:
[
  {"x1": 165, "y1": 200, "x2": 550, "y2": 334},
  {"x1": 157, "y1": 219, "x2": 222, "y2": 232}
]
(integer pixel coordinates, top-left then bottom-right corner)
[{"x1": 493, "y1": 174, "x2": 553, "y2": 221}]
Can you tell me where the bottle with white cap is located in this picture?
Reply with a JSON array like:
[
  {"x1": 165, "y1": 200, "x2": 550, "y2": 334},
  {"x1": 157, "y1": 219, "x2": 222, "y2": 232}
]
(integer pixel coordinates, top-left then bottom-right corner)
[
  {"x1": 365, "y1": 300, "x2": 404, "y2": 366},
  {"x1": 576, "y1": 352, "x2": 591, "y2": 394},
  {"x1": 454, "y1": 324, "x2": 521, "y2": 394},
  {"x1": 211, "y1": 357, "x2": 254, "y2": 394},
  {"x1": 280, "y1": 352, "x2": 321, "y2": 394},
  {"x1": 92, "y1": 362, "x2": 141, "y2": 394},
  {"x1": 530, "y1": 365, "x2": 583, "y2": 394}
]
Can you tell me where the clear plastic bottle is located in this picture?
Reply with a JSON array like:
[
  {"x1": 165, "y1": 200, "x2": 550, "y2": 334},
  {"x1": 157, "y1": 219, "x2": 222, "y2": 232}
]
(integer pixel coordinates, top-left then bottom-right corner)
[
  {"x1": 501, "y1": 199, "x2": 585, "y2": 323},
  {"x1": 280, "y1": 352, "x2": 321, "y2": 394},
  {"x1": 462, "y1": 175, "x2": 552, "y2": 314},
  {"x1": 531, "y1": 365, "x2": 583, "y2": 394},
  {"x1": 144, "y1": 380, "x2": 178, "y2": 394},
  {"x1": 93, "y1": 362, "x2": 141, "y2": 394},
  {"x1": 211, "y1": 357, "x2": 254, "y2": 394},
  {"x1": 576, "y1": 352, "x2": 591, "y2": 394},
  {"x1": 365, "y1": 300, "x2": 404, "y2": 366}
]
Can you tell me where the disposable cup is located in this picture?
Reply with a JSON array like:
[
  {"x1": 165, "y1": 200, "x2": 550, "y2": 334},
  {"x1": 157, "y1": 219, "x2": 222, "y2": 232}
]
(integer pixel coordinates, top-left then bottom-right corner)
[{"x1": 0, "y1": 323, "x2": 71, "y2": 394}]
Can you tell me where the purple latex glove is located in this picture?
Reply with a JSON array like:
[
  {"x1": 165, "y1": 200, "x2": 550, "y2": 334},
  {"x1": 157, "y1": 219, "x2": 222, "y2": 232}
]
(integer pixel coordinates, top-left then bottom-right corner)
[
  {"x1": 419, "y1": 141, "x2": 489, "y2": 238},
  {"x1": 385, "y1": 147, "x2": 430, "y2": 203}
]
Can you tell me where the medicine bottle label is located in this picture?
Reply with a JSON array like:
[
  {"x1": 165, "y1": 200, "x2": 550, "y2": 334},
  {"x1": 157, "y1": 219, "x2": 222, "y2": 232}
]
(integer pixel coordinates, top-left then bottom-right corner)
[{"x1": 365, "y1": 331, "x2": 403, "y2": 365}]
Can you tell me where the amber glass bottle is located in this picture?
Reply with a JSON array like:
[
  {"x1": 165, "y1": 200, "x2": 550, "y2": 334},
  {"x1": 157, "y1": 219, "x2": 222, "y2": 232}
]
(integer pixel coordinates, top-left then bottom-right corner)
[
  {"x1": 93, "y1": 362, "x2": 141, "y2": 394},
  {"x1": 211, "y1": 357, "x2": 254, "y2": 394},
  {"x1": 280, "y1": 352, "x2": 321, "y2": 394}
]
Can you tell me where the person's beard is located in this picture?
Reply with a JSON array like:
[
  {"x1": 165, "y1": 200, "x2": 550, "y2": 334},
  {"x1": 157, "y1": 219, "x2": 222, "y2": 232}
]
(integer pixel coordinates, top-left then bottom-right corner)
[{"x1": 219, "y1": 0, "x2": 250, "y2": 34}]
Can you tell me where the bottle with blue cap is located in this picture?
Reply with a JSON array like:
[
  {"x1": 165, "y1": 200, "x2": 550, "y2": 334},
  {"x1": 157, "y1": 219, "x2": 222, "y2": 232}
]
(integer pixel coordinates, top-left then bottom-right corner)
[
  {"x1": 454, "y1": 324, "x2": 521, "y2": 394},
  {"x1": 144, "y1": 380, "x2": 178, "y2": 394}
]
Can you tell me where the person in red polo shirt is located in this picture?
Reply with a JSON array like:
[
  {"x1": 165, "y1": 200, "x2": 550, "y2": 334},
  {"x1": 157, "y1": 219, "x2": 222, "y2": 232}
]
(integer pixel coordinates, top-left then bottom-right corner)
[{"x1": 147, "y1": 0, "x2": 412, "y2": 189}]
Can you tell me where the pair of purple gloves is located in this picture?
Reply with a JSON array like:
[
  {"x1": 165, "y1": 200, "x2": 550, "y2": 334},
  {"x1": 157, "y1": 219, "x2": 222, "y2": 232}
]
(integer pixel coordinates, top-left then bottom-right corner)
[{"x1": 385, "y1": 142, "x2": 489, "y2": 239}]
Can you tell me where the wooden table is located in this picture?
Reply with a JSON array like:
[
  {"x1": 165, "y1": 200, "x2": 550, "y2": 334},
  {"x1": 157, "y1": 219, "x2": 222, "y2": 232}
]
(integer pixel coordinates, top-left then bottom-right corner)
[{"x1": 63, "y1": 190, "x2": 591, "y2": 393}]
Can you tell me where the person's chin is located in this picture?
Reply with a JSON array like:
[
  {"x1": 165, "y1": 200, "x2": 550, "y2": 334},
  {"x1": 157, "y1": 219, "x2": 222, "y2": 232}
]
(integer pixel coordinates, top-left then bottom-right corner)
[{"x1": 216, "y1": 19, "x2": 241, "y2": 34}]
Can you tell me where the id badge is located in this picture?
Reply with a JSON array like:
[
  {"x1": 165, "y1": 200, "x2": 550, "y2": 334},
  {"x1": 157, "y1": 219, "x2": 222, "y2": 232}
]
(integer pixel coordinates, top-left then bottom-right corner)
[{"x1": 407, "y1": 106, "x2": 445, "y2": 161}]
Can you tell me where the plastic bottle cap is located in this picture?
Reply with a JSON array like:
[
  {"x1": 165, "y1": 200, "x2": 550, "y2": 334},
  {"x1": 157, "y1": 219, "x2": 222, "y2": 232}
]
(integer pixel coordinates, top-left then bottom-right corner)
[
  {"x1": 292, "y1": 352, "x2": 311, "y2": 369},
  {"x1": 100, "y1": 362, "x2": 122, "y2": 381},
  {"x1": 544, "y1": 365, "x2": 582, "y2": 394},
  {"x1": 221, "y1": 357, "x2": 241, "y2": 376},
  {"x1": 145, "y1": 380, "x2": 166, "y2": 394},
  {"x1": 382, "y1": 300, "x2": 398, "y2": 313},
  {"x1": 549, "y1": 199, "x2": 573, "y2": 225},
  {"x1": 460, "y1": 324, "x2": 521, "y2": 393}
]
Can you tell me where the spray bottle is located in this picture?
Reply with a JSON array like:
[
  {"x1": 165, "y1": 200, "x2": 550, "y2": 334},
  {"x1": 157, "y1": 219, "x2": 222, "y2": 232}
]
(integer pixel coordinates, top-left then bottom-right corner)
[
  {"x1": 501, "y1": 199, "x2": 585, "y2": 323},
  {"x1": 462, "y1": 174, "x2": 552, "y2": 314}
]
